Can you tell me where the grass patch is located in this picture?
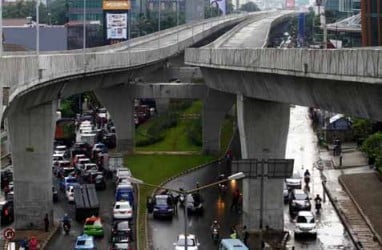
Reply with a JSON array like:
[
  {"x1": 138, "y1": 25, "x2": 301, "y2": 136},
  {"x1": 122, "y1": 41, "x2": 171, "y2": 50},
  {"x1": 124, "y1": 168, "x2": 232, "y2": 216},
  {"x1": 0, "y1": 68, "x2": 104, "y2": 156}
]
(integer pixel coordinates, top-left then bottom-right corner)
[
  {"x1": 128, "y1": 100, "x2": 234, "y2": 248},
  {"x1": 136, "y1": 101, "x2": 203, "y2": 152}
]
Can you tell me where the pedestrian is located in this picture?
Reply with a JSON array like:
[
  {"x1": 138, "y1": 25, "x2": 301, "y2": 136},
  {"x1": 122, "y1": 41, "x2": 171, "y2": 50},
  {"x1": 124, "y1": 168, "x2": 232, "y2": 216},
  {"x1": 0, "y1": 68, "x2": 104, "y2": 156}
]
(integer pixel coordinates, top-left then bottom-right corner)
[
  {"x1": 19, "y1": 237, "x2": 28, "y2": 250},
  {"x1": 231, "y1": 188, "x2": 240, "y2": 212},
  {"x1": 28, "y1": 236, "x2": 39, "y2": 250},
  {"x1": 242, "y1": 225, "x2": 249, "y2": 246},
  {"x1": 44, "y1": 213, "x2": 49, "y2": 232},
  {"x1": 230, "y1": 225, "x2": 238, "y2": 239}
]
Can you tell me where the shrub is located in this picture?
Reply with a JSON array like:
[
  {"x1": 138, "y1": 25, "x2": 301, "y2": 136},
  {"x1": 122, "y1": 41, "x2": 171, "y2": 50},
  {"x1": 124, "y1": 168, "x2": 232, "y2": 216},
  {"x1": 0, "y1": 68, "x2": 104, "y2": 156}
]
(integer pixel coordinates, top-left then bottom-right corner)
[{"x1": 187, "y1": 118, "x2": 202, "y2": 146}]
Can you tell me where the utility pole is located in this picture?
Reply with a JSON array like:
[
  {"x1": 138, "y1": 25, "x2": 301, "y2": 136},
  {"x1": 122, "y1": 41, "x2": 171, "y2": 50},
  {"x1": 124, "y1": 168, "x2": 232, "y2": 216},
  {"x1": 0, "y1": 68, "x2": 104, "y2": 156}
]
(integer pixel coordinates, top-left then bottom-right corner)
[{"x1": 0, "y1": 0, "x2": 3, "y2": 57}]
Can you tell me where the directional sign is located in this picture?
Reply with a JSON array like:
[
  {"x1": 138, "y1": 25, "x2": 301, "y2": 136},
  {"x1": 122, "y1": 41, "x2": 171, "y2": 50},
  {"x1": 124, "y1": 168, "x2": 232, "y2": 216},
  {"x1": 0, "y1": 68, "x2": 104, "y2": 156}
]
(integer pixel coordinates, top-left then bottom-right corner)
[{"x1": 3, "y1": 227, "x2": 15, "y2": 240}]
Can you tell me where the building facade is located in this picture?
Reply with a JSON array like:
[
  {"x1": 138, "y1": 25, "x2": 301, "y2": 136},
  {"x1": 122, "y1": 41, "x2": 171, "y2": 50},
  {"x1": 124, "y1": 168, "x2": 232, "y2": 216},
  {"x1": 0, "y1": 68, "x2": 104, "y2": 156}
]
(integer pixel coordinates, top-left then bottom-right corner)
[{"x1": 361, "y1": 0, "x2": 382, "y2": 46}]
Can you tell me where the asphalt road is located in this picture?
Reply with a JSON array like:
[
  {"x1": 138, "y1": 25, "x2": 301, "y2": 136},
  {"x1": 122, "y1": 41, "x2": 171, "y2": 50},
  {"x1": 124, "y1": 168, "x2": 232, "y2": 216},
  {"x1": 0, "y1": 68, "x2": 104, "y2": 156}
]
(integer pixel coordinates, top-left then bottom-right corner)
[
  {"x1": 150, "y1": 106, "x2": 355, "y2": 250},
  {"x1": 46, "y1": 176, "x2": 136, "y2": 250}
]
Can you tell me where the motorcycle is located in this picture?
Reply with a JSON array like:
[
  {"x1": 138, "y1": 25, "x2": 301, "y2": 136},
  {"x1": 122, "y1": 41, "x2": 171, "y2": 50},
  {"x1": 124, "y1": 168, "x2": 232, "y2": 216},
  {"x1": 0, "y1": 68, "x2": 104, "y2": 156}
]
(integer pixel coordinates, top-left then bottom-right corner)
[
  {"x1": 315, "y1": 199, "x2": 322, "y2": 214},
  {"x1": 218, "y1": 182, "x2": 227, "y2": 193},
  {"x1": 211, "y1": 227, "x2": 219, "y2": 244},
  {"x1": 304, "y1": 175, "x2": 310, "y2": 186},
  {"x1": 63, "y1": 222, "x2": 71, "y2": 235}
]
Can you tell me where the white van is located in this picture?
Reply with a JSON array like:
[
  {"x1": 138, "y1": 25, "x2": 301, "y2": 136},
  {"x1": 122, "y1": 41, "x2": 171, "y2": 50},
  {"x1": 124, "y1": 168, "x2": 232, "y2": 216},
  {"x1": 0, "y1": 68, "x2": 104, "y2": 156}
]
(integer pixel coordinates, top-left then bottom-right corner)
[{"x1": 219, "y1": 239, "x2": 248, "y2": 250}]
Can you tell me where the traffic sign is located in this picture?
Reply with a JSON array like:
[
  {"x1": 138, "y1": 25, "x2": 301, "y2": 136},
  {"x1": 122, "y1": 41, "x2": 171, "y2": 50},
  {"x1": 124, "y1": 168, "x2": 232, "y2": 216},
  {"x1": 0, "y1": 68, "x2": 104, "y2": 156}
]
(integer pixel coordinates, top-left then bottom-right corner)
[{"x1": 3, "y1": 227, "x2": 15, "y2": 240}]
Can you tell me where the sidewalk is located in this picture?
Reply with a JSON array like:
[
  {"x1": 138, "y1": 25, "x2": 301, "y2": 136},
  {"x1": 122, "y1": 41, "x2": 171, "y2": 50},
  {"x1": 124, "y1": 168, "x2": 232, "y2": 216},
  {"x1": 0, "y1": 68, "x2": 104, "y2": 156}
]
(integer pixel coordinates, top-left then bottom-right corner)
[{"x1": 321, "y1": 146, "x2": 382, "y2": 249}]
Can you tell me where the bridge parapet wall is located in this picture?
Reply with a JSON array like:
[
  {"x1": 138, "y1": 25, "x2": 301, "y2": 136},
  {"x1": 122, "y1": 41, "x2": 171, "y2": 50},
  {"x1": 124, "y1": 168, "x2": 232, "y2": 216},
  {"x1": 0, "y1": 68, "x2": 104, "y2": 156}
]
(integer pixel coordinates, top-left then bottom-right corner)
[{"x1": 185, "y1": 48, "x2": 382, "y2": 84}]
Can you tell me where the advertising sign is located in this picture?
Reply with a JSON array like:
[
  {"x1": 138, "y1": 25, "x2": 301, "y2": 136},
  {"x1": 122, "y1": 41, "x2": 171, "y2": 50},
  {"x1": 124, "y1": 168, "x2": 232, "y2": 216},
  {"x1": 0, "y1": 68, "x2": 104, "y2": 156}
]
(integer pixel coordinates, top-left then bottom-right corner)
[
  {"x1": 285, "y1": 0, "x2": 295, "y2": 9},
  {"x1": 103, "y1": 0, "x2": 131, "y2": 10},
  {"x1": 106, "y1": 13, "x2": 128, "y2": 40},
  {"x1": 210, "y1": 0, "x2": 226, "y2": 15}
]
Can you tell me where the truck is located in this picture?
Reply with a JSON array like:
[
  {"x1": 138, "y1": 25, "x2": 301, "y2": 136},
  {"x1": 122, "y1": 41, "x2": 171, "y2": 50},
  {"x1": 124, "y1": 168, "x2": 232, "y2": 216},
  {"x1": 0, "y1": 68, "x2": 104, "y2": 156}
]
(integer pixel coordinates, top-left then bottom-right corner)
[
  {"x1": 106, "y1": 153, "x2": 124, "y2": 177},
  {"x1": 55, "y1": 118, "x2": 76, "y2": 147},
  {"x1": 74, "y1": 184, "x2": 99, "y2": 221}
]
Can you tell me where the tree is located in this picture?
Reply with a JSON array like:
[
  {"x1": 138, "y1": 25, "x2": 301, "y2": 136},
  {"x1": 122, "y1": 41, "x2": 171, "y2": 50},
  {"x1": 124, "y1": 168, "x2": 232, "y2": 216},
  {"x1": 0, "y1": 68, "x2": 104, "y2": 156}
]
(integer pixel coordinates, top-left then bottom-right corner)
[
  {"x1": 48, "y1": 0, "x2": 68, "y2": 25},
  {"x1": 240, "y1": 2, "x2": 260, "y2": 12},
  {"x1": 361, "y1": 132, "x2": 382, "y2": 167},
  {"x1": 352, "y1": 118, "x2": 373, "y2": 146}
]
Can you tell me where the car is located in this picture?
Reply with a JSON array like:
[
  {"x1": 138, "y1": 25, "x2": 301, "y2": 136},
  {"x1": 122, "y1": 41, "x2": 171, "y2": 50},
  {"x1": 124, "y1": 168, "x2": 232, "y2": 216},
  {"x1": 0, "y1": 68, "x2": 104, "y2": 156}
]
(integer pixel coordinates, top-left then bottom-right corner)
[
  {"x1": 115, "y1": 184, "x2": 134, "y2": 204},
  {"x1": 111, "y1": 220, "x2": 133, "y2": 242},
  {"x1": 52, "y1": 186, "x2": 58, "y2": 202},
  {"x1": 94, "y1": 174, "x2": 106, "y2": 190},
  {"x1": 76, "y1": 158, "x2": 91, "y2": 170},
  {"x1": 83, "y1": 216, "x2": 104, "y2": 237},
  {"x1": 110, "y1": 241, "x2": 132, "y2": 250},
  {"x1": 92, "y1": 143, "x2": 108, "y2": 154},
  {"x1": 81, "y1": 163, "x2": 98, "y2": 176},
  {"x1": 0, "y1": 199, "x2": 14, "y2": 225},
  {"x1": 289, "y1": 189, "x2": 311, "y2": 216},
  {"x1": 283, "y1": 182, "x2": 289, "y2": 204},
  {"x1": 286, "y1": 172, "x2": 302, "y2": 190},
  {"x1": 52, "y1": 153, "x2": 65, "y2": 166},
  {"x1": 72, "y1": 154, "x2": 87, "y2": 167},
  {"x1": 186, "y1": 193, "x2": 204, "y2": 215},
  {"x1": 113, "y1": 201, "x2": 133, "y2": 220},
  {"x1": 74, "y1": 234, "x2": 96, "y2": 250},
  {"x1": 173, "y1": 234, "x2": 200, "y2": 250},
  {"x1": 66, "y1": 185, "x2": 79, "y2": 203},
  {"x1": 294, "y1": 211, "x2": 317, "y2": 238},
  {"x1": 149, "y1": 194, "x2": 175, "y2": 219},
  {"x1": 60, "y1": 176, "x2": 78, "y2": 192}
]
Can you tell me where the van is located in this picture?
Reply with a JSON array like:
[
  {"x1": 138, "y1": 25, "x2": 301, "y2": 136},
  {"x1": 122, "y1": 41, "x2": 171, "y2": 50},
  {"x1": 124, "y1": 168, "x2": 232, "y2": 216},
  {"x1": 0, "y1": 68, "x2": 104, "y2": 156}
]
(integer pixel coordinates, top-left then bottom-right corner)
[
  {"x1": 115, "y1": 184, "x2": 134, "y2": 205},
  {"x1": 219, "y1": 239, "x2": 249, "y2": 250}
]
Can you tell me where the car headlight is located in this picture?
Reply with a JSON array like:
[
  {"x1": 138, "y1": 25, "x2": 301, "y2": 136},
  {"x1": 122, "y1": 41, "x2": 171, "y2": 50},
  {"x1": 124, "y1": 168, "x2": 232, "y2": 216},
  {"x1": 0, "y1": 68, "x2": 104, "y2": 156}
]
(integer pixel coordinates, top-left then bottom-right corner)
[
  {"x1": 153, "y1": 208, "x2": 159, "y2": 212},
  {"x1": 168, "y1": 208, "x2": 174, "y2": 212}
]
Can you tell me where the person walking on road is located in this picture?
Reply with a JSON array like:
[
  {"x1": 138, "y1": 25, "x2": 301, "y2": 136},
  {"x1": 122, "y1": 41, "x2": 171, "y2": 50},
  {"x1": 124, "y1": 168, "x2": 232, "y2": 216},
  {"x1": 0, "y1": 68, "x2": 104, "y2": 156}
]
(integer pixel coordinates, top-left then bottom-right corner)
[
  {"x1": 28, "y1": 236, "x2": 39, "y2": 250},
  {"x1": 230, "y1": 225, "x2": 238, "y2": 239},
  {"x1": 231, "y1": 188, "x2": 241, "y2": 212},
  {"x1": 242, "y1": 225, "x2": 249, "y2": 246},
  {"x1": 44, "y1": 213, "x2": 49, "y2": 232}
]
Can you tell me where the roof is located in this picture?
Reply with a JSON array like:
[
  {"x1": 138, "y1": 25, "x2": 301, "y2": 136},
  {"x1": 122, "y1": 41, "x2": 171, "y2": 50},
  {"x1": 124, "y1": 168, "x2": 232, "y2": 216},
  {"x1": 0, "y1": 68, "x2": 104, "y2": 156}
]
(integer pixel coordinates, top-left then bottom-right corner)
[
  {"x1": 329, "y1": 114, "x2": 345, "y2": 124},
  {"x1": 326, "y1": 13, "x2": 361, "y2": 33}
]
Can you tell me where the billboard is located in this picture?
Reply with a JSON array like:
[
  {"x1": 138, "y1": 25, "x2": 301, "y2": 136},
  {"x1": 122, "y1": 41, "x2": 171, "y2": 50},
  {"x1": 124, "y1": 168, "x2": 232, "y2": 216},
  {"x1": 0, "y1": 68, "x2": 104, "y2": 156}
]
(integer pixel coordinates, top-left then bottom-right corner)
[
  {"x1": 210, "y1": 0, "x2": 226, "y2": 15},
  {"x1": 103, "y1": 0, "x2": 131, "y2": 10},
  {"x1": 106, "y1": 13, "x2": 128, "y2": 40},
  {"x1": 285, "y1": 0, "x2": 295, "y2": 9}
]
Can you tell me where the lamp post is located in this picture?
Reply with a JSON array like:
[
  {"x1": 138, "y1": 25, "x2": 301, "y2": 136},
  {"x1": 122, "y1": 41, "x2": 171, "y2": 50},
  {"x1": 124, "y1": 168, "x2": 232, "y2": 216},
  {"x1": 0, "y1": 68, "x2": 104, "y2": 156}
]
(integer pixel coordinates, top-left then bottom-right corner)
[
  {"x1": 158, "y1": 0, "x2": 161, "y2": 48},
  {"x1": 36, "y1": 0, "x2": 40, "y2": 56},
  {"x1": 316, "y1": 0, "x2": 327, "y2": 49},
  {"x1": 83, "y1": 0, "x2": 86, "y2": 67},
  {"x1": 0, "y1": 0, "x2": 3, "y2": 57},
  {"x1": 127, "y1": 172, "x2": 245, "y2": 250}
]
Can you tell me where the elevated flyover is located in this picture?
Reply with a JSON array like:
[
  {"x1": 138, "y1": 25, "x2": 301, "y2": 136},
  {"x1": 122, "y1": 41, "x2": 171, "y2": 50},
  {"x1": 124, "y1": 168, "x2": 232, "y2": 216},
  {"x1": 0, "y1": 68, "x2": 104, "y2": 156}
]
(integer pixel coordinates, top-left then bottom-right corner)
[
  {"x1": 0, "y1": 13, "x2": 253, "y2": 230},
  {"x1": 186, "y1": 9, "x2": 376, "y2": 232}
]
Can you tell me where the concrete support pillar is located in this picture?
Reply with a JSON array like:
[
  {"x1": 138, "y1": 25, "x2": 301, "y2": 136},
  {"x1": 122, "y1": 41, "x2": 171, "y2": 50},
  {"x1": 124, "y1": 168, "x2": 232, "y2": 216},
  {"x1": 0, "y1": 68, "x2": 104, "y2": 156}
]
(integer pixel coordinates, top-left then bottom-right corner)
[
  {"x1": 236, "y1": 95, "x2": 290, "y2": 231},
  {"x1": 202, "y1": 89, "x2": 235, "y2": 155},
  {"x1": 8, "y1": 101, "x2": 56, "y2": 229},
  {"x1": 155, "y1": 98, "x2": 170, "y2": 115},
  {"x1": 95, "y1": 85, "x2": 135, "y2": 153}
]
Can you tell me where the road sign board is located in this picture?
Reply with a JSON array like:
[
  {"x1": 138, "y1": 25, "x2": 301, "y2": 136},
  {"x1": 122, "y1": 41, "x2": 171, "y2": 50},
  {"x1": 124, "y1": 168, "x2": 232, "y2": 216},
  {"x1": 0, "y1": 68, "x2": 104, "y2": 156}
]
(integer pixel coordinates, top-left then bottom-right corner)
[{"x1": 3, "y1": 227, "x2": 15, "y2": 240}]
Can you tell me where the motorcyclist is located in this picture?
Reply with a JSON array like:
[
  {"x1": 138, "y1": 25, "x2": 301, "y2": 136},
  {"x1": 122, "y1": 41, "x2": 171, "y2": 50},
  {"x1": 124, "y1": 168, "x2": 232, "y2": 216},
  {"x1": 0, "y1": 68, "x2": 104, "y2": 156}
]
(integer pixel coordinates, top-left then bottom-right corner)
[
  {"x1": 210, "y1": 220, "x2": 220, "y2": 237},
  {"x1": 62, "y1": 213, "x2": 71, "y2": 232},
  {"x1": 304, "y1": 169, "x2": 311, "y2": 177},
  {"x1": 314, "y1": 194, "x2": 322, "y2": 213},
  {"x1": 217, "y1": 174, "x2": 226, "y2": 192}
]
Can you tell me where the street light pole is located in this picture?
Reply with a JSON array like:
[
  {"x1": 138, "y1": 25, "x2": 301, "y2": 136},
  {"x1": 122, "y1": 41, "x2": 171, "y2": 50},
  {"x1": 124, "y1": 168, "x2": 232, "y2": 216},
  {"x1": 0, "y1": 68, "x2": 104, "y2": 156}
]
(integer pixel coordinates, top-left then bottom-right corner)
[
  {"x1": 36, "y1": 0, "x2": 40, "y2": 56},
  {"x1": 158, "y1": 0, "x2": 161, "y2": 48},
  {"x1": 0, "y1": 0, "x2": 3, "y2": 57},
  {"x1": 83, "y1": 0, "x2": 86, "y2": 68}
]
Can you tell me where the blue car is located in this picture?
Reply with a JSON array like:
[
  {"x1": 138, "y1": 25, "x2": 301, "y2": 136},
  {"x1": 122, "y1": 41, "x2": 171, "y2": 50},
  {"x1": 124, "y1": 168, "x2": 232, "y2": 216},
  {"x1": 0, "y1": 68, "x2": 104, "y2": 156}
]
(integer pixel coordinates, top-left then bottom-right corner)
[
  {"x1": 74, "y1": 234, "x2": 96, "y2": 250},
  {"x1": 59, "y1": 176, "x2": 78, "y2": 192}
]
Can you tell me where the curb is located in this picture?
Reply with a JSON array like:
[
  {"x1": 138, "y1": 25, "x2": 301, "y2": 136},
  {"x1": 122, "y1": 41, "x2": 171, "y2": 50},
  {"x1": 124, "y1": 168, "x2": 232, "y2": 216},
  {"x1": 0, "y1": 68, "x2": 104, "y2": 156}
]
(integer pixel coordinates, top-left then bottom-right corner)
[
  {"x1": 338, "y1": 176, "x2": 382, "y2": 247},
  {"x1": 322, "y1": 180, "x2": 362, "y2": 250}
]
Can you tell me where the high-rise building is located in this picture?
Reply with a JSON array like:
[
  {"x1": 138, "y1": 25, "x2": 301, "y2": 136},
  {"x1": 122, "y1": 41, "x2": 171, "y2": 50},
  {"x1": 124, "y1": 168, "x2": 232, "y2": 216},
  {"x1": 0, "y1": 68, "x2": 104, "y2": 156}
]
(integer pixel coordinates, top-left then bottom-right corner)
[{"x1": 361, "y1": 0, "x2": 382, "y2": 46}]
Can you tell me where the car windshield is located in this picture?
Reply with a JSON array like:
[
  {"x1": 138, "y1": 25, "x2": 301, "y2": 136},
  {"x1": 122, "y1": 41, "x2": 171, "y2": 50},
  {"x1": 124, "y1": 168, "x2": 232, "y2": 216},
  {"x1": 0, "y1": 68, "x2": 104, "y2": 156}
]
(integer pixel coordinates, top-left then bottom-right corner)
[
  {"x1": 294, "y1": 193, "x2": 308, "y2": 200},
  {"x1": 156, "y1": 197, "x2": 168, "y2": 206},
  {"x1": 177, "y1": 238, "x2": 195, "y2": 246},
  {"x1": 116, "y1": 203, "x2": 130, "y2": 209},
  {"x1": 67, "y1": 178, "x2": 77, "y2": 183},
  {"x1": 117, "y1": 222, "x2": 130, "y2": 231},
  {"x1": 297, "y1": 216, "x2": 315, "y2": 223},
  {"x1": 76, "y1": 239, "x2": 92, "y2": 246}
]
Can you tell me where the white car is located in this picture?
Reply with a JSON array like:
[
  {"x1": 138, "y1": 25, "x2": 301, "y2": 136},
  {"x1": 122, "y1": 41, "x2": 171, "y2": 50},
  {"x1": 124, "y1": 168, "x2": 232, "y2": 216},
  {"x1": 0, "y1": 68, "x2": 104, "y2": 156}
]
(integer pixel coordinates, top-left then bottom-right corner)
[
  {"x1": 173, "y1": 234, "x2": 200, "y2": 250},
  {"x1": 66, "y1": 185, "x2": 76, "y2": 203},
  {"x1": 113, "y1": 201, "x2": 133, "y2": 220},
  {"x1": 294, "y1": 211, "x2": 317, "y2": 238}
]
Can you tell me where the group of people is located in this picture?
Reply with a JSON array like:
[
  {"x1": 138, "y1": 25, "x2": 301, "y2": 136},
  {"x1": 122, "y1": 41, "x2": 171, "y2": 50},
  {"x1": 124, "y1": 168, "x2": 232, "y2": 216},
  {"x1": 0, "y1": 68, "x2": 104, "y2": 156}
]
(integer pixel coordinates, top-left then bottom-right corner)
[
  {"x1": 210, "y1": 220, "x2": 249, "y2": 246},
  {"x1": 19, "y1": 236, "x2": 39, "y2": 250}
]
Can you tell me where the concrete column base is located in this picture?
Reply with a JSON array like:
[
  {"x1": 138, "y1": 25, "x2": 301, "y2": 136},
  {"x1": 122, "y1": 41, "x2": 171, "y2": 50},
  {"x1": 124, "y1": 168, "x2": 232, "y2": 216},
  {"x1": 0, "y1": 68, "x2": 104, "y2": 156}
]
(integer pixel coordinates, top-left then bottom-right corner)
[
  {"x1": 155, "y1": 98, "x2": 170, "y2": 115},
  {"x1": 95, "y1": 86, "x2": 135, "y2": 153},
  {"x1": 202, "y1": 89, "x2": 235, "y2": 155},
  {"x1": 116, "y1": 139, "x2": 134, "y2": 153},
  {"x1": 8, "y1": 101, "x2": 56, "y2": 230},
  {"x1": 236, "y1": 97, "x2": 290, "y2": 231}
]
